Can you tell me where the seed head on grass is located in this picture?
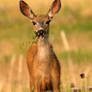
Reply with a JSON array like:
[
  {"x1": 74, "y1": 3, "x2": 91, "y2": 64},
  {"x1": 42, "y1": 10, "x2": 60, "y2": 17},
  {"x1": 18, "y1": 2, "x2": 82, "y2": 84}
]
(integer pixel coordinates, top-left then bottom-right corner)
[
  {"x1": 62, "y1": 90, "x2": 65, "y2": 92},
  {"x1": 88, "y1": 86, "x2": 92, "y2": 91},
  {"x1": 80, "y1": 73, "x2": 85, "y2": 79},
  {"x1": 73, "y1": 88, "x2": 81, "y2": 92},
  {"x1": 70, "y1": 82, "x2": 75, "y2": 88}
]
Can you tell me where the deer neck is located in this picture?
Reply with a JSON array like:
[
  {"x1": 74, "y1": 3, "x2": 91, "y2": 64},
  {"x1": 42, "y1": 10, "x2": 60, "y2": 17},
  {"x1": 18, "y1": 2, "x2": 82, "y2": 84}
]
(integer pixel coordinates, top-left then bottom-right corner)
[
  {"x1": 37, "y1": 39, "x2": 51, "y2": 60},
  {"x1": 38, "y1": 38, "x2": 49, "y2": 46}
]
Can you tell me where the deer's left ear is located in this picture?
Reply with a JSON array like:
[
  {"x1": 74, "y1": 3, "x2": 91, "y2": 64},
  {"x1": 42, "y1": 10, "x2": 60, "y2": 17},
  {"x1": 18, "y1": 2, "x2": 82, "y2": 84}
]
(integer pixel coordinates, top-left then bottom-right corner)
[{"x1": 48, "y1": 0, "x2": 61, "y2": 18}]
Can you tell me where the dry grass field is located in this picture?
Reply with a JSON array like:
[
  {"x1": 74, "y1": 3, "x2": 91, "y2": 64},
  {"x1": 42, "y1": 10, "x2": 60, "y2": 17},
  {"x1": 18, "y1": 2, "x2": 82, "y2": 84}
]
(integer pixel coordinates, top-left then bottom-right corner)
[{"x1": 0, "y1": 0, "x2": 92, "y2": 92}]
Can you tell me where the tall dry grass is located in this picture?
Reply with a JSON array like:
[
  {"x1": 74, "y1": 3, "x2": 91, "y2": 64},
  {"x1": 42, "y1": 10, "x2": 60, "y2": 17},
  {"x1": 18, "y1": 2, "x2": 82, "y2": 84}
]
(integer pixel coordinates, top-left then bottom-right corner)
[{"x1": 0, "y1": 0, "x2": 92, "y2": 13}]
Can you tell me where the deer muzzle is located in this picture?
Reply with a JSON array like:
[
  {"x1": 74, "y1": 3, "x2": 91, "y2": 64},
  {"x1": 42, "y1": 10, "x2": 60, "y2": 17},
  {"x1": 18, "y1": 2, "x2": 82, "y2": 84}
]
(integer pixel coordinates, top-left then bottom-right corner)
[{"x1": 35, "y1": 30, "x2": 47, "y2": 39}]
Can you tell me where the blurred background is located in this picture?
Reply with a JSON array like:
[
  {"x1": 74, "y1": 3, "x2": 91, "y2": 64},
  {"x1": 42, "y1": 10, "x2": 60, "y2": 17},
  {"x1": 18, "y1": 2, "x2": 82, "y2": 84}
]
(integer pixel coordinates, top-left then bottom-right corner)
[{"x1": 0, "y1": 0, "x2": 92, "y2": 92}]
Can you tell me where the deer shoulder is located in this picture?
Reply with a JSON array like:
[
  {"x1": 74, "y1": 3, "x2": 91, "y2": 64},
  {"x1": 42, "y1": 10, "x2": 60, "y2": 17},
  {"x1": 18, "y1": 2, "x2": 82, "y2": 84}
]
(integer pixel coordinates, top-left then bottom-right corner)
[{"x1": 27, "y1": 43, "x2": 37, "y2": 69}]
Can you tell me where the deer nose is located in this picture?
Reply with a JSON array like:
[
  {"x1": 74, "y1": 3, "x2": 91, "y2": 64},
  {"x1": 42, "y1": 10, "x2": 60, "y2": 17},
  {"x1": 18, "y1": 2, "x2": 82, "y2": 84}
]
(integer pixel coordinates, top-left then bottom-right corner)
[
  {"x1": 36, "y1": 30, "x2": 46, "y2": 37},
  {"x1": 38, "y1": 30, "x2": 44, "y2": 34}
]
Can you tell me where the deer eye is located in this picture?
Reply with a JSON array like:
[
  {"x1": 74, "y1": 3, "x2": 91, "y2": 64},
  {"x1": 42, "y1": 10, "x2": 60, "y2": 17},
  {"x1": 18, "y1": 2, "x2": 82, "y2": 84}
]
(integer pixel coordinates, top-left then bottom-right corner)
[
  {"x1": 32, "y1": 21, "x2": 37, "y2": 25},
  {"x1": 46, "y1": 20, "x2": 51, "y2": 24}
]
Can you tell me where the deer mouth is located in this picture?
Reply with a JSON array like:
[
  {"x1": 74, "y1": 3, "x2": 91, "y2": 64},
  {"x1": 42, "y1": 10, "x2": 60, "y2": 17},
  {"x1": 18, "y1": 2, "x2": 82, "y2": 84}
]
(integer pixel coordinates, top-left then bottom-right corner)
[{"x1": 35, "y1": 30, "x2": 47, "y2": 39}]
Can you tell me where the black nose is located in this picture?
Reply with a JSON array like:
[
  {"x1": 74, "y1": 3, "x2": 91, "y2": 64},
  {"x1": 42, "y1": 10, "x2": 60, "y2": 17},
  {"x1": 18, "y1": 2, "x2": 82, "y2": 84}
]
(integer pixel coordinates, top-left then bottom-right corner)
[
  {"x1": 36, "y1": 30, "x2": 46, "y2": 37},
  {"x1": 38, "y1": 30, "x2": 44, "y2": 35}
]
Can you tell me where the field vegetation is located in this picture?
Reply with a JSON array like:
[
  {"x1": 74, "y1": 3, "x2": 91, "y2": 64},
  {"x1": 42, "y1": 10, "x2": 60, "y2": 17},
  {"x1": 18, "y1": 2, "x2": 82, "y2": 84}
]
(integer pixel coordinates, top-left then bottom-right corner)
[{"x1": 0, "y1": 0, "x2": 92, "y2": 92}]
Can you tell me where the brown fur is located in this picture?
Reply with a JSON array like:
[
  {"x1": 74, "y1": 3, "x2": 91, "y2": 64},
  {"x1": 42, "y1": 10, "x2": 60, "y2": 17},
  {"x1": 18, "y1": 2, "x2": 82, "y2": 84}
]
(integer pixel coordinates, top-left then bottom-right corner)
[
  {"x1": 27, "y1": 41, "x2": 61, "y2": 92},
  {"x1": 19, "y1": 0, "x2": 61, "y2": 92}
]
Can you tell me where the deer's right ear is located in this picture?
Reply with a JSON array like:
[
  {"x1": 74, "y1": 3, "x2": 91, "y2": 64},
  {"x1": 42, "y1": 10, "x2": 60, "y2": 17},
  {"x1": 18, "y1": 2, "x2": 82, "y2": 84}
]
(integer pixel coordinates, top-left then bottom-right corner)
[{"x1": 19, "y1": 0, "x2": 36, "y2": 20}]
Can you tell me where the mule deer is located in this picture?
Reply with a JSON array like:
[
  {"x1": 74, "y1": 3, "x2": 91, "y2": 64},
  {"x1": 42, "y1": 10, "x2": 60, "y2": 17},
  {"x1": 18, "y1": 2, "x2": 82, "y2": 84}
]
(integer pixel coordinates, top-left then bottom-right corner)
[{"x1": 19, "y1": 0, "x2": 61, "y2": 92}]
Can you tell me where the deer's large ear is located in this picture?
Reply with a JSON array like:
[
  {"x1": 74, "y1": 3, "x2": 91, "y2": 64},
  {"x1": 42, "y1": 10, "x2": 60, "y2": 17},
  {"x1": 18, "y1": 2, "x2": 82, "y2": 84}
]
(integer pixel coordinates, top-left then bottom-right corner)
[
  {"x1": 19, "y1": 0, "x2": 36, "y2": 20},
  {"x1": 48, "y1": 0, "x2": 61, "y2": 18}
]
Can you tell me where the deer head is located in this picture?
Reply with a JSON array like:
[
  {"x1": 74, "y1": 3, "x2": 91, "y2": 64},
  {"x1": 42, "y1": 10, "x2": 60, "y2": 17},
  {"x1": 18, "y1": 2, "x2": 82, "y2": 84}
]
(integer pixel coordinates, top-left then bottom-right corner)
[{"x1": 19, "y1": 0, "x2": 61, "y2": 40}]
